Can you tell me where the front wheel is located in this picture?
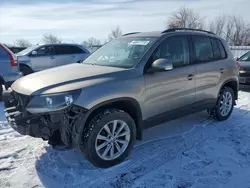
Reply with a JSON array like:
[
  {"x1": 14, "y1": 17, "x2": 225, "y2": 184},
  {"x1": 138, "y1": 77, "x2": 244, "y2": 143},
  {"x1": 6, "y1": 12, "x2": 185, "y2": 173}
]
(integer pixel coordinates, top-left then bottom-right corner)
[
  {"x1": 214, "y1": 87, "x2": 235, "y2": 121},
  {"x1": 79, "y1": 109, "x2": 136, "y2": 168}
]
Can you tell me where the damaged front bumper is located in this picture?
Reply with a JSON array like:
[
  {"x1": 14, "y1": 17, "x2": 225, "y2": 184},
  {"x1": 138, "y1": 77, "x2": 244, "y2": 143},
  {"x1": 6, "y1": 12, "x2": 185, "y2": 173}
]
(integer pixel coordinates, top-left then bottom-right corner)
[{"x1": 4, "y1": 91, "x2": 87, "y2": 148}]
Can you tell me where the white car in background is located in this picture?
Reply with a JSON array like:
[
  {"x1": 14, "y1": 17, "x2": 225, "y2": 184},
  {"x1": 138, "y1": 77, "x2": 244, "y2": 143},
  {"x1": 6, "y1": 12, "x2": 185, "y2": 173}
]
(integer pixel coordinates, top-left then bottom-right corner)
[{"x1": 17, "y1": 43, "x2": 90, "y2": 75}]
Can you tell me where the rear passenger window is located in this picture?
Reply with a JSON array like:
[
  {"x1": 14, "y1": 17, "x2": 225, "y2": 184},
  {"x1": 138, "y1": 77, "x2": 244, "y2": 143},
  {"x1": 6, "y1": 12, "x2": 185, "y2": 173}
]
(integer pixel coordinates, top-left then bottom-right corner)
[
  {"x1": 192, "y1": 36, "x2": 213, "y2": 62},
  {"x1": 211, "y1": 38, "x2": 226, "y2": 60},
  {"x1": 54, "y1": 46, "x2": 84, "y2": 55},
  {"x1": 70, "y1": 46, "x2": 85, "y2": 54}
]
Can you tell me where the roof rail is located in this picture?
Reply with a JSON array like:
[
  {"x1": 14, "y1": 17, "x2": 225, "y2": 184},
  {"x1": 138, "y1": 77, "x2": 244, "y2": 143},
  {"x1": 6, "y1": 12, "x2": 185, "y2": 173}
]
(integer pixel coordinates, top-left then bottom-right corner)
[
  {"x1": 162, "y1": 28, "x2": 215, "y2": 35},
  {"x1": 122, "y1": 32, "x2": 141, "y2": 36}
]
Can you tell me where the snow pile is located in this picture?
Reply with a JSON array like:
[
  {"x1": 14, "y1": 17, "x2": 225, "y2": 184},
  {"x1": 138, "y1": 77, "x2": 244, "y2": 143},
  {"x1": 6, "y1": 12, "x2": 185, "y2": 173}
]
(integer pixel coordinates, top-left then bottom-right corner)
[{"x1": 0, "y1": 91, "x2": 250, "y2": 188}]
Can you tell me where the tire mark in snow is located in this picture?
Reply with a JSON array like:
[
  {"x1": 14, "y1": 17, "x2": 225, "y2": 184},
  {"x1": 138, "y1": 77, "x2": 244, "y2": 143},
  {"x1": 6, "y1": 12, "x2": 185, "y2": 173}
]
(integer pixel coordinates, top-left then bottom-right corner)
[{"x1": 87, "y1": 124, "x2": 213, "y2": 188}]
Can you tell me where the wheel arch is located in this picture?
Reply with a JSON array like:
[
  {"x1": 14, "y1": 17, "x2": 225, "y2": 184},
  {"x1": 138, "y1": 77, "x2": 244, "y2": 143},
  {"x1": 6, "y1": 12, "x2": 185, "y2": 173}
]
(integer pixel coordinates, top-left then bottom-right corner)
[
  {"x1": 79, "y1": 97, "x2": 143, "y2": 140},
  {"x1": 219, "y1": 79, "x2": 239, "y2": 100},
  {"x1": 19, "y1": 63, "x2": 33, "y2": 75}
]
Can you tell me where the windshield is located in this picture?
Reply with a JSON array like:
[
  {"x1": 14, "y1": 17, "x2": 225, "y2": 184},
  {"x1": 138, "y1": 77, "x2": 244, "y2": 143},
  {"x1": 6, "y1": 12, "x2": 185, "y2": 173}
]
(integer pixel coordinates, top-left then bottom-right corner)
[
  {"x1": 240, "y1": 52, "x2": 250, "y2": 61},
  {"x1": 83, "y1": 37, "x2": 156, "y2": 68},
  {"x1": 17, "y1": 45, "x2": 38, "y2": 55}
]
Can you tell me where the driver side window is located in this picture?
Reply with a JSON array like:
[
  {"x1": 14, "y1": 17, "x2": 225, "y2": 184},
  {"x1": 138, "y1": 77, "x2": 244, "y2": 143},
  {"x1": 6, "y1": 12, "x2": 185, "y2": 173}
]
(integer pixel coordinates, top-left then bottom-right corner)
[
  {"x1": 32, "y1": 46, "x2": 53, "y2": 57},
  {"x1": 150, "y1": 36, "x2": 190, "y2": 68}
]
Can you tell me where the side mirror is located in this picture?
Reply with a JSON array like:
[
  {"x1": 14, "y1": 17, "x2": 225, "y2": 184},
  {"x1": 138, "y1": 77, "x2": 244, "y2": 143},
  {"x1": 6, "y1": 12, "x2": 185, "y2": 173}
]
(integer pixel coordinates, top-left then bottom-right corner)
[
  {"x1": 148, "y1": 58, "x2": 173, "y2": 73},
  {"x1": 31, "y1": 51, "x2": 37, "y2": 56},
  {"x1": 236, "y1": 57, "x2": 240, "y2": 61}
]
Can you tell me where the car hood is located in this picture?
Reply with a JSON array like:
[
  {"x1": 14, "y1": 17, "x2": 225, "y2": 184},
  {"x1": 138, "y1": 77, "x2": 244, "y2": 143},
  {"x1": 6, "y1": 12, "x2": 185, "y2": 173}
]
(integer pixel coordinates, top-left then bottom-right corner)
[{"x1": 12, "y1": 63, "x2": 130, "y2": 95}]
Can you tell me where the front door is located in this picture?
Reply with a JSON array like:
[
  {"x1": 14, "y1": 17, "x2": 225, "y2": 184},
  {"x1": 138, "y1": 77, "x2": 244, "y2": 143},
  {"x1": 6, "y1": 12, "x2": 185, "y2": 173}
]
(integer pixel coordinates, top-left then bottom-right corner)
[
  {"x1": 144, "y1": 36, "x2": 196, "y2": 120},
  {"x1": 30, "y1": 45, "x2": 56, "y2": 71}
]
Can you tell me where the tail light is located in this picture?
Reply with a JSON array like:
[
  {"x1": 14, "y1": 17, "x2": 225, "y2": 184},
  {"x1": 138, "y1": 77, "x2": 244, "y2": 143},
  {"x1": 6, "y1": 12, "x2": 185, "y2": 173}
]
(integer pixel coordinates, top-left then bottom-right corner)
[
  {"x1": 236, "y1": 60, "x2": 241, "y2": 70},
  {"x1": 0, "y1": 44, "x2": 17, "y2": 66}
]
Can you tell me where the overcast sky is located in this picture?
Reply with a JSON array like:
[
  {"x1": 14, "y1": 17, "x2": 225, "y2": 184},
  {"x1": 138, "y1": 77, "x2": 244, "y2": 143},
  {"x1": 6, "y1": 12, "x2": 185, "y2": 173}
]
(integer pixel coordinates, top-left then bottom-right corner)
[{"x1": 0, "y1": 0, "x2": 249, "y2": 45}]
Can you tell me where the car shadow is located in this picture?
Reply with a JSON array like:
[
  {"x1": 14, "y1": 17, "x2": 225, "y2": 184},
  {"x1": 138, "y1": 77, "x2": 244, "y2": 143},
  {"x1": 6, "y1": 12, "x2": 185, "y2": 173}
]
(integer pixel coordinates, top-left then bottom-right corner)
[{"x1": 35, "y1": 106, "x2": 250, "y2": 188}]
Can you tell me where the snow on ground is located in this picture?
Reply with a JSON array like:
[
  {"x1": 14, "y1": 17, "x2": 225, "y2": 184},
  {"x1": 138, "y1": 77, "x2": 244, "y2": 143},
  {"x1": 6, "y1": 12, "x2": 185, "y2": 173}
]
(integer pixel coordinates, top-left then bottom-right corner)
[{"x1": 1, "y1": 90, "x2": 250, "y2": 188}]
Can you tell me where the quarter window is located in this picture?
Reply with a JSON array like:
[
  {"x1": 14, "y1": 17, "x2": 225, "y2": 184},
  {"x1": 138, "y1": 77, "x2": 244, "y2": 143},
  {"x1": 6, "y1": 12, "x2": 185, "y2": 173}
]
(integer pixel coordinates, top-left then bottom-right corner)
[
  {"x1": 211, "y1": 38, "x2": 226, "y2": 60},
  {"x1": 217, "y1": 40, "x2": 226, "y2": 59},
  {"x1": 151, "y1": 36, "x2": 190, "y2": 68},
  {"x1": 211, "y1": 39, "x2": 221, "y2": 60},
  {"x1": 192, "y1": 36, "x2": 213, "y2": 62}
]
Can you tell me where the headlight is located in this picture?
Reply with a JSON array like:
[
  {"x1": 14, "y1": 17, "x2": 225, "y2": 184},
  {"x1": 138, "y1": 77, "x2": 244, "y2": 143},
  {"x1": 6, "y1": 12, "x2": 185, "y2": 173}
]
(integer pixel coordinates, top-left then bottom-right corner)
[{"x1": 26, "y1": 90, "x2": 81, "y2": 113}]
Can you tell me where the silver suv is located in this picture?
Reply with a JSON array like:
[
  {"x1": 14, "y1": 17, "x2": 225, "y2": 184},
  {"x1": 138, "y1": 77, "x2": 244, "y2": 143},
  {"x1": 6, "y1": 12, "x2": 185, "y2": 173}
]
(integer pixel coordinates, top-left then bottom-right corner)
[
  {"x1": 17, "y1": 43, "x2": 90, "y2": 75},
  {"x1": 4, "y1": 28, "x2": 239, "y2": 168}
]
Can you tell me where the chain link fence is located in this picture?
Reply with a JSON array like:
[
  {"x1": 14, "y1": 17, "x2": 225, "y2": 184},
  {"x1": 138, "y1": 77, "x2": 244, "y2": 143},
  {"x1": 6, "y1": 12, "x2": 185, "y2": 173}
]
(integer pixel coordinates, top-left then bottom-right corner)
[{"x1": 230, "y1": 46, "x2": 250, "y2": 58}]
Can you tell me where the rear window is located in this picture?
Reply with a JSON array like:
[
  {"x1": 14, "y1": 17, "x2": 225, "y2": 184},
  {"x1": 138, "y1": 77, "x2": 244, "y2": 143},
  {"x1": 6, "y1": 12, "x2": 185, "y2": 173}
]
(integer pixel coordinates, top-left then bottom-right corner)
[{"x1": 0, "y1": 46, "x2": 9, "y2": 59}]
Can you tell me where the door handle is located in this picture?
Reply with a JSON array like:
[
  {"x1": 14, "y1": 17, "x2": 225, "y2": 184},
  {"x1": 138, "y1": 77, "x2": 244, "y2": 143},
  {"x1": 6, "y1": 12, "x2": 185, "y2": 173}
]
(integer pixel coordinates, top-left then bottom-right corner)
[
  {"x1": 51, "y1": 56, "x2": 55, "y2": 59},
  {"x1": 187, "y1": 74, "x2": 194, "y2": 80},
  {"x1": 220, "y1": 68, "x2": 225, "y2": 73}
]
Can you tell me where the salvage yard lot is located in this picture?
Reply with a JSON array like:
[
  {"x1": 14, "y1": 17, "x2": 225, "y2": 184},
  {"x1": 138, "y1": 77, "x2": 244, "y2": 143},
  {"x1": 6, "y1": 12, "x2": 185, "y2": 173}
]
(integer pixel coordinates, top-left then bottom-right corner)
[{"x1": 1, "y1": 91, "x2": 250, "y2": 188}]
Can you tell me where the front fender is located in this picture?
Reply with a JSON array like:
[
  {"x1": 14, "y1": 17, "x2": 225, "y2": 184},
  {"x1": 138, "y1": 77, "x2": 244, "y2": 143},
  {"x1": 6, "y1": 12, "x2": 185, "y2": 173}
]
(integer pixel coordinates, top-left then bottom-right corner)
[{"x1": 74, "y1": 76, "x2": 145, "y2": 112}]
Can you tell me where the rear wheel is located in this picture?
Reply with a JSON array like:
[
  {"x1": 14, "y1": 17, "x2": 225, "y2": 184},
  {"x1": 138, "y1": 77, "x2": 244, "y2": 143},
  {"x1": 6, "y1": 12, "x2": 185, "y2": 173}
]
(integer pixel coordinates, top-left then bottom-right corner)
[
  {"x1": 79, "y1": 109, "x2": 136, "y2": 168},
  {"x1": 213, "y1": 87, "x2": 235, "y2": 121}
]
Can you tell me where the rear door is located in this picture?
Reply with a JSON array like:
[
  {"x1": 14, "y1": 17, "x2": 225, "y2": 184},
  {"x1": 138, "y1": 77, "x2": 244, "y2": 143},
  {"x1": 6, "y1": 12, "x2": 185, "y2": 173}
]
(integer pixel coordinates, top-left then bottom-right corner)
[
  {"x1": 69, "y1": 46, "x2": 89, "y2": 63},
  {"x1": 54, "y1": 45, "x2": 73, "y2": 67},
  {"x1": 29, "y1": 45, "x2": 56, "y2": 71},
  {"x1": 192, "y1": 35, "x2": 227, "y2": 107}
]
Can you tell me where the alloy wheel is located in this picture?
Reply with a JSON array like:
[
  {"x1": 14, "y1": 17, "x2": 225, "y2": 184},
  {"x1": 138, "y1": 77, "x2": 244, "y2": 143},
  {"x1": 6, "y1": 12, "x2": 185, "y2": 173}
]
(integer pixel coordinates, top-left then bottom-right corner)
[{"x1": 95, "y1": 120, "x2": 131, "y2": 161}]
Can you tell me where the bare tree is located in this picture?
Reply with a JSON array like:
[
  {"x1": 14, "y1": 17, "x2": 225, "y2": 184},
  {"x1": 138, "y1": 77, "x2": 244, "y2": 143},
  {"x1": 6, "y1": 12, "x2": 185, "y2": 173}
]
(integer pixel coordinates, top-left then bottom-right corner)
[
  {"x1": 15, "y1": 39, "x2": 32, "y2": 48},
  {"x1": 225, "y1": 16, "x2": 250, "y2": 45},
  {"x1": 108, "y1": 26, "x2": 122, "y2": 41},
  {"x1": 42, "y1": 34, "x2": 62, "y2": 44},
  {"x1": 209, "y1": 15, "x2": 227, "y2": 36},
  {"x1": 82, "y1": 37, "x2": 101, "y2": 47},
  {"x1": 167, "y1": 7, "x2": 204, "y2": 29}
]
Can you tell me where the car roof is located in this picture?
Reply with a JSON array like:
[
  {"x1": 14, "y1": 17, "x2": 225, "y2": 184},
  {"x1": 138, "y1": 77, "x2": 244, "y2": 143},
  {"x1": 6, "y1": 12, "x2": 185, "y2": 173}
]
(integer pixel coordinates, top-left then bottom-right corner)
[
  {"x1": 44, "y1": 43, "x2": 82, "y2": 46},
  {"x1": 121, "y1": 28, "x2": 217, "y2": 38}
]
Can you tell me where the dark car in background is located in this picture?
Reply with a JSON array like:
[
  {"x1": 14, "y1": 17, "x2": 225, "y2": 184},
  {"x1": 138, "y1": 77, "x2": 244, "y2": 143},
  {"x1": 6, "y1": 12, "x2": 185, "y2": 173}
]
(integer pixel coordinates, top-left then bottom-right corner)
[{"x1": 238, "y1": 51, "x2": 250, "y2": 85}]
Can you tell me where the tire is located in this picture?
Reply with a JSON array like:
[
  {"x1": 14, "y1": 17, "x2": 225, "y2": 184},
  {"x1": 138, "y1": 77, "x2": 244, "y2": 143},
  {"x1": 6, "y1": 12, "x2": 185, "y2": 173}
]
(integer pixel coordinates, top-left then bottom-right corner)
[
  {"x1": 0, "y1": 84, "x2": 3, "y2": 101},
  {"x1": 214, "y1": 87, "x2": 235, "y2": 121},
  {"x1": 20, "y1": 65, "x2": 33, "y2": 76},
  {"x1": 79, "y1": 109, "x2": 136, "y2": 168}
]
